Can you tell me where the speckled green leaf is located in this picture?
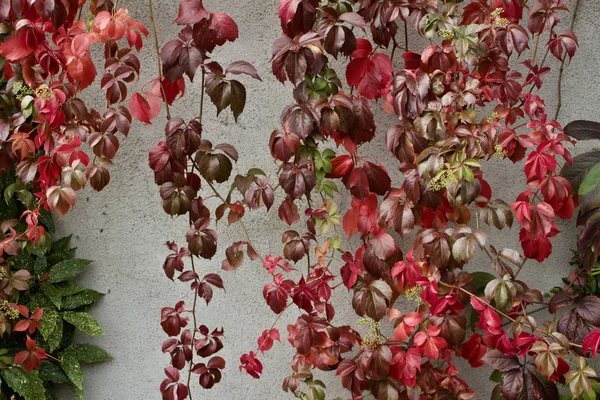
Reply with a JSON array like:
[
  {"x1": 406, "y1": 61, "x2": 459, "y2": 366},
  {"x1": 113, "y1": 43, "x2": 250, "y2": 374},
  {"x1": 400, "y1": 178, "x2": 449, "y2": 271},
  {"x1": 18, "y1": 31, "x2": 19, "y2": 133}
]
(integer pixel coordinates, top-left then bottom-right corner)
[
  {"x1": 38, "y1": 360, "x2": 69, "y2": 384},
  {"x1": 66, "y1": 380, "x2": 84, "y2": 400},
  {"x1": 34, "y1": 256, "x2": 48, "y2": 275},
  {"x1": 47, "y1": 259, "x2": 92, "y2": 283},
  {"x1": 38, "y1": 307, "x2": 59, "y2": 341},
  {"x1": 60, "y1": 344, "x2": 111, "y2": 396},
  {"x1": 50, "y1": 235, "x2": 71, "y2": 253},
  {"x1": 61, "y1": 290, "x2": 103, "y2": 310},
  {"x1": 54, "y1": 281, "x2": 84, "y2": 297},
  {"x1": 47, "y1": 319, "x2": 63, "y2": 353},
  {"x1": 39, "y1": 208, "x2": 55, "y2": 233},
  {"x1": 28, "y1": 293, "x2": 54, "y2": 309},
  {"x1": 40, "y1": 282, "x2": 62, "y2": 309},
  {"x1": 61, "y1": 353, "x2": 83, "y2": 390},
  {"x1": 46, "y1": 247, "x2": 76, "y2": 267},
  {"x1": 1, "y1": 367, "x2": 46, "y2": 400},
  {"x1": 62, "y1": 344, "x2": 112, "y2": 363},
  {"x1": 61, "y1": 311, "x2": 103, "y2": 336}
]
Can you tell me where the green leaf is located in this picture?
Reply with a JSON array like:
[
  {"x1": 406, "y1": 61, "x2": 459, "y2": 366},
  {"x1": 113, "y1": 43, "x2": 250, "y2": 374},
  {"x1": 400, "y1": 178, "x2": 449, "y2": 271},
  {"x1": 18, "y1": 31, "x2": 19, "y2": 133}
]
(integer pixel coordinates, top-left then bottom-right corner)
[
  {"x1": 51, "y1": 235, "x2": 72, "y2": 253},
  {"x1": 60, "y1": 344, "x2": 111, "y2": 396},
  {"x1": 1, "y1": 367, "x2": 46, "y2": 400},
  {"x1": 38, "y1": 360, "x2": 69, "y2": 384},
  {"x1": 4, "y1": 182, "x2": 17, "y2": 203},
  {"x1": 46, "y1": 247, "x2": 76, "y2": 267},
  {"x1": 39, "y1": 207, "x2": 55, "y2": 233},
  {"x1": 470, "y1": 271, "x2": 496, "y2": 296},
  {"x1": 67, "y1": 380, "x2": 84, "y2": 400},
  {"x1": 40, "y1": 282, "x2": 62, "y2": 309},
  {"x1": 38, "y1": 307, "x2": 59, "y2": 341},
  {"x1": 61, "y1": 311, "x2": 103, "y2": 336},
  {"x1": 579, "y1": 164, "x2": 600, "y2": 195},
  {"x1": 61, "y1": 290, "x2": 103, "y2": 310},
  {"x1": 54, "y1": 281, "x2": 84, "y2": 297},
  {"x1": 34, "y1": 255, "x2": 48, "y2": 275},
  {"x1": 61, "y1": 353, "x2": 83, "y2": 390},
  {"x1": 62, "y1": 344, "x2": 112, "y2": 364},
  {"x1": 29, "y1": 293, "x2": 54, "y2": 309},
  {"x1": 46, "y1": 319, "x2": 63, "y2": 353},
  {"x1": 47, "y1": 259, "x2": 92, "y2": 283},
  {"x1": 490, "y1": 369, "x2": 503, "y2": 383}
]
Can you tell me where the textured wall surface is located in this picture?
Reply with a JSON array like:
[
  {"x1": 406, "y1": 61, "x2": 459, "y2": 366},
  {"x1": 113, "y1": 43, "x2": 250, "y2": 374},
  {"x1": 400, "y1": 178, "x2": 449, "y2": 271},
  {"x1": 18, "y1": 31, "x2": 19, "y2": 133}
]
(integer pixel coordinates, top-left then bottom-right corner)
[{"x1": 54, "y1": 0, "x2": 600, "y2": 398}]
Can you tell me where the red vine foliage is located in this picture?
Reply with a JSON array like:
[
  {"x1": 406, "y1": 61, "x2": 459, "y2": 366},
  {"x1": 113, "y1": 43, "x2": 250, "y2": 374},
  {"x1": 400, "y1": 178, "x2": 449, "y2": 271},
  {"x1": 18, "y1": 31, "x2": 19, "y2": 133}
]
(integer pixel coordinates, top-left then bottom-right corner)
[
  {"x1": 145, "y1": 0, "x2": 600, "y2": 399},
  {"x1": 0, "y1": 0, "x2": 148, "y2": 375}
]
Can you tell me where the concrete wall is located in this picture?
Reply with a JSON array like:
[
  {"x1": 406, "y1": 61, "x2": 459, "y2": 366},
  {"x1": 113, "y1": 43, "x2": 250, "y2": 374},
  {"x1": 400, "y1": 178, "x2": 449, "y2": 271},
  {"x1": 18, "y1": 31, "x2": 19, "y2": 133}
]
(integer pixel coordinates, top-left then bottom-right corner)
[{"x1": 55, "y1": 0, "x2": 600, "y2": 398}]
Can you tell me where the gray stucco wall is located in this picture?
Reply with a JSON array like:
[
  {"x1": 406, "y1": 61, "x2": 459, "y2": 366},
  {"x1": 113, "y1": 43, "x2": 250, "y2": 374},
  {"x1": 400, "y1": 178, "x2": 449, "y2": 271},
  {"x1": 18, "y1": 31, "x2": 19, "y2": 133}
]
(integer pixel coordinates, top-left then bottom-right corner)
[{"x1": 54, "y1": 0, "x2": 600, "y2": 398}]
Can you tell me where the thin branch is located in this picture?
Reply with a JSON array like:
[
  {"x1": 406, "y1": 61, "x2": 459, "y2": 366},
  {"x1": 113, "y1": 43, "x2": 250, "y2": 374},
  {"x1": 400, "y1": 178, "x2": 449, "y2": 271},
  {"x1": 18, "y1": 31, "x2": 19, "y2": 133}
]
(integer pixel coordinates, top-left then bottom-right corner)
[
  {"x1": 555, "y1": 0, "x2": 581, "y2": 121},
  {"x1": 185, "y1": 255, "x2": 199, "y2": 400},
  {"x1": 404, "y1": 20, "x2": 409, "y2": 52},
  {"x1": 531, "y1": 33, "x2": 541, "y2": 66},
  {"x1": 200, "y1": 69, "x2": 206, "y2": 118},
  {"x1": 148, "y1": 0, "x2": 171, "y2": 119},
  {"x1": 205, "y1": 180, "x2": 266, "y2": 264}
]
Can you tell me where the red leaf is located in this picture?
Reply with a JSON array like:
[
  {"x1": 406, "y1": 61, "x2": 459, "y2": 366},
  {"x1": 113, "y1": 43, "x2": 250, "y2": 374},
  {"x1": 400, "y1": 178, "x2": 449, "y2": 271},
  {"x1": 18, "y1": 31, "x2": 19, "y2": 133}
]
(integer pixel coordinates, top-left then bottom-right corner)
[
  {"x1": 371, "y1": 230, "x2": 395, "y2": 260},
  {"x1": 226, "y1": 61, "x2": 262, "y2": 80},
  {"x1": 263, "y1": 273, "x2": 294, "y2": 314},
  {"x1": 130, "y1": 92, "x2": 161, "y2": 125},
  {"x1": 583, "y1": 330, "x2": 600, "y2": 359},
  {"x1": 175, "y1": 0, "x2": 207, "y2": 25},
  {"x1": 346, "y1": 46, "x2": 393, "y2": 100},
  {"x1": 209, "y1": 12, "x2": 238, "y2": 45},
  {"x1": 257, "y1": 328, "x2": 281, "y2": 353},
  {"x1": 239, "y1": 351, "x2": 262, "y2": 379},
  {"x1": 46, "y1": 186, "x2": 77, "y2": 216},
  {"x1": 0, "y1": 36, "x2": 31, "y2": 61}
]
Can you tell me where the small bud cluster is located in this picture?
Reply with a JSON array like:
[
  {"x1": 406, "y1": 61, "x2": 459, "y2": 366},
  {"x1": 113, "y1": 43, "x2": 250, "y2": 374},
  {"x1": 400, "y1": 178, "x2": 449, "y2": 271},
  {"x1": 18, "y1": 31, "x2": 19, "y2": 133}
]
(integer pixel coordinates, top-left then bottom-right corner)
[
  {"x1": 35, "y1": 84, "x2": 54, "y2": 100},
  {"x1": 358, "y1": 317, "x2": 384, "y2": 350},
  {"x1": 12, "y1": 82, "x2": 34, "y2": 100},
  {"x1": 494, "y1": 144, "x2": 509, "y2": 158},
  {"x1": 491, "y1": 8, "x2": 504, "y2": 17},
  {"x1": 0, "y1": 300, "x2": 19, "y2": 319},
  {"x1": 438, "y1": 29, "x2": 455, "y2": 41},
  {"x1": 486, "y1": 112, "x2": 500, "y2": 123},
  {"x1": 404, "y1": 286, "x2": 423, "y2": 304},
  {"x1": 427, "y1": 169, "x2": 457, "y2": 192}
]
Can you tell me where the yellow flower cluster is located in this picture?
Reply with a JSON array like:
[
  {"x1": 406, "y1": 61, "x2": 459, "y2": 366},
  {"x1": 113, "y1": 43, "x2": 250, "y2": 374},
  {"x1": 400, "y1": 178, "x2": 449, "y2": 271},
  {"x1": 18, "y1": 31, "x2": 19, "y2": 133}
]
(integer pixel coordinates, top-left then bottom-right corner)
[
  {"x1": 438, "y1": 29, "x2": 455, "y2": 41},
  {"x1": 358, "y1": 317, "x2": 384, "y2": 350},
  {"x1": 0, "y1": 300, "x2": 19, "y2": 320},
  {"x1": 427, "y1": 169, "x2": 457, "y2": 192},
  {"x1": 404, "y1": 286, "x2": 423, "y2": 304}
]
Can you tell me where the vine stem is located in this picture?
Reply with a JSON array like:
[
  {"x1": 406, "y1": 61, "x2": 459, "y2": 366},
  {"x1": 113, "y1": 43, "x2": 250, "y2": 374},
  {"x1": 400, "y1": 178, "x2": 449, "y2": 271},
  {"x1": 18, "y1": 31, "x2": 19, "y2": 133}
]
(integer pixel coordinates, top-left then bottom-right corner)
[
  {"x1": 205, "y1": 180, "x2": 266, "y2": 264},
  {"x1": 555, "y1": 0, "x2": 581, "y2": 121},
  {"x1": 404, "y1": 20, "x2": 409, "y2": 52},
  {"x1": 200, "y1": 69, "x2": 206, "y2": 117},
  {"x1": 148, "y1": 0, "x2": 171, "y2": 119},
  {"x1": 531, "y1": 33, "x2": 541, "y2": 66},
  {"x1": 440, "y1": 282, "x2": 582, "y2": 348},
  {"x1": 185, "y1": 255, "x2": 199, "y2": 400}
]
